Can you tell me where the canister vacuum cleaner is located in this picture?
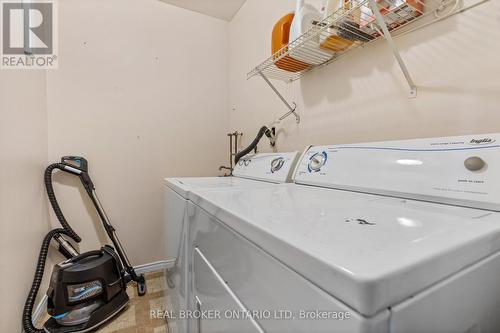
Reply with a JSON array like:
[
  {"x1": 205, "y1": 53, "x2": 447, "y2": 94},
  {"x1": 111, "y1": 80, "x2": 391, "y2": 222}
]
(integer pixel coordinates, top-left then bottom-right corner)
[{"x1": 23, "y1": 156, "x2": 147, "y2": 333}]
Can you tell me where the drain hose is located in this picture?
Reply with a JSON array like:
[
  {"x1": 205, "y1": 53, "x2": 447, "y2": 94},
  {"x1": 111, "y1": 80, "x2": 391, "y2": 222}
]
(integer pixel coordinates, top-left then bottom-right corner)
[
  {"x1": 22, "y1": 164, "x2": 82, "y2": 332},
  {"x1": 234, "y1": 126, "x2": 274, "y2": 165}
]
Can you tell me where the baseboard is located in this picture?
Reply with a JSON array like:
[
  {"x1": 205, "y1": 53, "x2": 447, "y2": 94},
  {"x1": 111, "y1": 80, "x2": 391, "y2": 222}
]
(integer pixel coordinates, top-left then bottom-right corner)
[
  {"x1": 134, "y1": 259, "x2": 174, "y2": 274},
  {"x1": 29, "y1": 260, "x2": 174, "y2": 328}
]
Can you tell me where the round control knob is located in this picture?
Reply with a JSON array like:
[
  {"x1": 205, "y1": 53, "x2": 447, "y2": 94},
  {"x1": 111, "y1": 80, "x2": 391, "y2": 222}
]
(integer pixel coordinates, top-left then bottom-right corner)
[
  {"x1": 464, "y1": 156, "x2": 486, "y2": 171},
  {"x1": 270, "y1": 157, "x2": 285, "y2": 173},
  {"x1": 309, "y1": 152, "x2": 327, "y2": 172}
]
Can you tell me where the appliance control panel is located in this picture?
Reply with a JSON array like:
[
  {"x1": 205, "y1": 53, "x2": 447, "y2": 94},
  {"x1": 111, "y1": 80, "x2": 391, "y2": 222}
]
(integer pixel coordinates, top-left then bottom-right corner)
[
  {"x1": 233, "y1": 152, "x2": 300, "y2": 183},
  {"x1": 294, "y1": 134, "x2": 500, "y2": 211}
]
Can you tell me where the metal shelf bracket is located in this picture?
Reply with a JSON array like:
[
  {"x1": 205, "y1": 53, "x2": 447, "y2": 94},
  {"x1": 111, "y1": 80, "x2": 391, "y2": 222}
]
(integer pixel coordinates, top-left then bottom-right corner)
[
  {"x1": 368, "y1": 0, "x2": 418, "y2": 98},
  {"x1": 259, "y1": 71, "x2": 301, "y2": 124}
]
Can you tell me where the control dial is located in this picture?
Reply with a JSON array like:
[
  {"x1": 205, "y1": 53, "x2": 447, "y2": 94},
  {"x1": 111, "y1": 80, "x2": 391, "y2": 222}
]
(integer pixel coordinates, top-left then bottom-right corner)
[
  {"x1": 464, "y1": 156, "x2": 486, "y2": 171},
  {"x1": 308, "y1": 152, "x2": 327, "y2": 172},
  {"x1": 270, "y1": 157, "x2": 285, "y2": 173}
]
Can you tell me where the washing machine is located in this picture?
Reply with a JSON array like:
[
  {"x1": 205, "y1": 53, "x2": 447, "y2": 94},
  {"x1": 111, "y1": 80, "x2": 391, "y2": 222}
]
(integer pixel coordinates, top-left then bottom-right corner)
[
  {"x1": 187, "y1": 133, "x2": 500, "y2": 333},
  {"x1": 163, "y1": 152, "x2": 300, "y2": 333}
]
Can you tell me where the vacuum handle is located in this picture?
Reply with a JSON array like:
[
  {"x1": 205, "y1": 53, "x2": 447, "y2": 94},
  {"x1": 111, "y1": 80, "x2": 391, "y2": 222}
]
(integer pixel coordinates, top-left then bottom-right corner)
[
  {"x1": 61, "y1": 156, "x2": 89, "y2": 173},
  {"x1": 67, "y1": 250, "x2": 103, "y2": 263},
  {"x1": 79, "y1": 173, "x2": 95, "y2": 195},
  {"x1": 59, "y1": 156, "x2": 94, "y2": 194}
]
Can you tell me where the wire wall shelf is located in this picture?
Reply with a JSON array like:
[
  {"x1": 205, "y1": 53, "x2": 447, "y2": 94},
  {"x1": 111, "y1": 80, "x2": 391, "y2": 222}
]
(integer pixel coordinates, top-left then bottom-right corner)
[
  {"x1": 248, "y1": 0, "x2": 460, "y2": 117},
  {"x1": 249, "y1": 0, "x2": 454, "y2": 82}
]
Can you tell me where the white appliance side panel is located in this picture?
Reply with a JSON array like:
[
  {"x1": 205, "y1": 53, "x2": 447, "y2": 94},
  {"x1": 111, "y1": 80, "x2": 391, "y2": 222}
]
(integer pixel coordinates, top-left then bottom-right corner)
[
  {"x1": 390, "y1": 250, "x2": 500, "y2": 333},
  {"x1": 193, "y1": 248, "x2": 264, "y2": 333},
  {"x1": 188, "y1": 202, "x2": 390, "y2": 333},
  {"x1": 294, "y1": 134, "x2": 500, "y2": 211},
  {"x1": 165, "y1": 200, "x2": 189, "y2": 333},
  {"x1": 164, "y1": 185, "x2": 187, "y2": 261},
  {"x1": 233, "y1": 152, "x2": 299, "y2": 183}
]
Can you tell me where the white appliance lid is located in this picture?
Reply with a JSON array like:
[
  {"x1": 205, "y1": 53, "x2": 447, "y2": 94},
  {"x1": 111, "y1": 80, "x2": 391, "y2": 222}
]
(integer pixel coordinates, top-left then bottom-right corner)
[
  {"x1": 190, "y1": 183, "x2": 500, "y2": 316},
  {"x1": 164, "y1": 176, "x2": 272, "y2": 199},
  {"x1": 294, "y1": 134, "x2": 500, "y2": 211},
  {"x1": 164, "y1": 152, "x2": 299, "y2": 198}
]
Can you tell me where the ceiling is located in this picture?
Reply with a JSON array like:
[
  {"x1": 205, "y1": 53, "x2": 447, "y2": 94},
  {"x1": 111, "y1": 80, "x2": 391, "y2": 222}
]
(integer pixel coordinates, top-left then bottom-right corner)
[{"x1": 159, "y1": 0, "x2": 247, "y2": 21}]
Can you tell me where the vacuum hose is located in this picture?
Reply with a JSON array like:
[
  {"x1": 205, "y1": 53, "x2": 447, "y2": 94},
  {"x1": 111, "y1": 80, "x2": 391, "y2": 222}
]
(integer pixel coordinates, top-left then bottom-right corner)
[
  {"x1": 234, "y1": 126, "x2": 274, "y2": 165},
  {"x1": 43, "y1": 163, "x2": 82, "y2": 243},
  {"x1": 22, "y1": 164, "x2": 82, "y2": 333}
]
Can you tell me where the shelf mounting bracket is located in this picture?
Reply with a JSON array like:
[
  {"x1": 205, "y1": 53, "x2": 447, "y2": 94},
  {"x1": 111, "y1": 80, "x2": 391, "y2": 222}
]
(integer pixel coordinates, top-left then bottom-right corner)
[
  {"x1": 369, "y1": 0, "x2": 417, "y2": 98},
  {"x1": 259, "y1": 71, "x2": 301, "y2": 124}
]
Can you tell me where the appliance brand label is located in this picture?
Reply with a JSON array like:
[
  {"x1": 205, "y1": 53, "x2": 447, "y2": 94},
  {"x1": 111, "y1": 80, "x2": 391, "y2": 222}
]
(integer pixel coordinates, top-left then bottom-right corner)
[{"x1": 469, "y1": 138, "x2": 496, "y2": 145}]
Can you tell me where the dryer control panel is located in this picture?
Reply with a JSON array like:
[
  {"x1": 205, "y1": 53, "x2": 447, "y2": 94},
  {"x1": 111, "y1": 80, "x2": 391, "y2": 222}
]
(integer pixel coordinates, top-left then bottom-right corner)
[
  {"x1": 294, "y1": 134, "x2": 500, "y2": 211},
  {"x1": 233, "y1": 152, "x2": 300, "y2": 183}
]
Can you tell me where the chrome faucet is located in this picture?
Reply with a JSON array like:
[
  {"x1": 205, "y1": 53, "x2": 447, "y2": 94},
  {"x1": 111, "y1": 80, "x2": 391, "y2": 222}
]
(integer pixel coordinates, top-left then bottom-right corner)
[{"x1": 219, "y1": 131, "x2": 242, "y2": 176}]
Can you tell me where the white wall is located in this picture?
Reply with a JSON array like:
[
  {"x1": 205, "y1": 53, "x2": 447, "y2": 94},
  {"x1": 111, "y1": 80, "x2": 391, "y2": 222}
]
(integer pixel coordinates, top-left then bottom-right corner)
[
  {"x1": 229, "y1": 0, "x2": 500, "y2": 151},
  {"x1": 0, "y1": 70, "x2": 50, "y2": 332},
  {"x1": 46, "y1": 0, "x2": 230, "y2": 265},
  {"x1": 1, "y1": 2, "x2": 230, "y2": 331}
]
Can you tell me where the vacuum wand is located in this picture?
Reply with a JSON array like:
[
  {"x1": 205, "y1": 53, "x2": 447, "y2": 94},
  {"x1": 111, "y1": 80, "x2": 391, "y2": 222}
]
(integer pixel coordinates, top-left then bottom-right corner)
[
  {"x1": 89, "y1": 189, "x2": 146, "y2": 293},
  {"x1": 59, "y1": 156, "x2": 147, "y2": 295}
]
